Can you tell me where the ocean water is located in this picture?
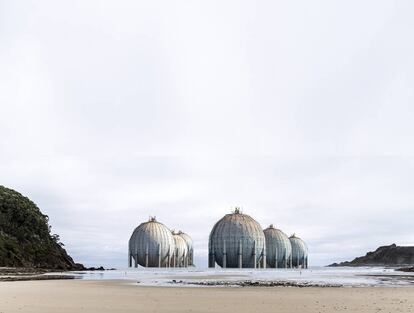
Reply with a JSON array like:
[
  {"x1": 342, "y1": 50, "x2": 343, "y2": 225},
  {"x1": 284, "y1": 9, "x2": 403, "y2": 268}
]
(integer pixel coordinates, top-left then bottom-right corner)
[{"x1": 57, "y1": 267, "x2": 414, "y2": 287}]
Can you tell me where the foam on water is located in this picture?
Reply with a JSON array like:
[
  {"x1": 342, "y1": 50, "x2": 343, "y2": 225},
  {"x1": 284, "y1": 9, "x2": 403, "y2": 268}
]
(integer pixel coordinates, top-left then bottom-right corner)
[{"x1": 56, "y1": 267, "x2": 414, "y2": 287}]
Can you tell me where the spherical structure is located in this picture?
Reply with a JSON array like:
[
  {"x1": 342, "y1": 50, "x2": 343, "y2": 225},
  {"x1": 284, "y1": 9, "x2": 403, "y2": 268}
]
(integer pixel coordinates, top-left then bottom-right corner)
[
  {"x1": 129, "y1": 217, "x2": 175, "y2": 267},
  {"x1": 289, "y1": 234, "x2": 308, "y2": 268},
  {"x1": 172, "y1": 232, "x2": 188, "y2": 267},
  {"x1": 179, "y1": 231, "x2": 193, "y2": 266},
  {"x1": 264, "y1": 225, "x2": 292, "y2": 268},
  {"x1": 208, "y1": 208, "x2": 266, "y2": 268}
]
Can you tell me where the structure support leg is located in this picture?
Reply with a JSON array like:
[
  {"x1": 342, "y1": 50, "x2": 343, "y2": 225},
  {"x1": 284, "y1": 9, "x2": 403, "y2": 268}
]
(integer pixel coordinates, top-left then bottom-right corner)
[
  {"x1": 158, "y1": 244, "x2": 161, "y2": 267},
  {"x1": 223, "y1": 240, "x2": 227, "y2": 269},
  {"x1": 145, "y1": 244, "x2": 149, "y2": 267},
  {"x1": 208, "y1": 248, "x2": 215, "y2": 268},
  {"x1": 253, "y1": 241, "x2": 256, "y2": 269},
  {"x1": 275, "y1": 248, "x2": 278, "y2": 269},
  {"x1": 238, "y1": 239, "x2": 243, "y2": 269}
]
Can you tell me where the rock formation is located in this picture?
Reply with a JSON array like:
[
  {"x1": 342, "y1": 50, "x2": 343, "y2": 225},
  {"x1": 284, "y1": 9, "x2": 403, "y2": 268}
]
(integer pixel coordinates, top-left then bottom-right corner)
[{"x1": 329, "y1": 244, "x2": 414, "y2": 267}]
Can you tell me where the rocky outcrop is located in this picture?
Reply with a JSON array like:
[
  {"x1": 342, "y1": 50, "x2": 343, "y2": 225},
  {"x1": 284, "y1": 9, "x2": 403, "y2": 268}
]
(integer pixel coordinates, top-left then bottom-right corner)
[
  {"x1": 169, "y1": 279, "x2": 342, "y2": 288},
  {"x1": 329, "y1": 244, "x2": 414, "y2": 267},
  {"x1": 0, "y1": 185, "x2": 85, "y2": 270}
]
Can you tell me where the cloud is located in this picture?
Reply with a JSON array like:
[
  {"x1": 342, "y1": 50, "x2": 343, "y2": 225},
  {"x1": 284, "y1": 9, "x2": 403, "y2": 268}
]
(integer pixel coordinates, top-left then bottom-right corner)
[{"x1": 0, "y1": 0, "x2": 413, "y2": 267}]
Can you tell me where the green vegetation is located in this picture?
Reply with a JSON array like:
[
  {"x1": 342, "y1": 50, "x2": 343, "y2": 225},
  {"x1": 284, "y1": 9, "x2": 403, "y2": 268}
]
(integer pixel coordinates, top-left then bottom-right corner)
[{"x1": 0, "y1": 185, "x2": 83, "y2": 269}]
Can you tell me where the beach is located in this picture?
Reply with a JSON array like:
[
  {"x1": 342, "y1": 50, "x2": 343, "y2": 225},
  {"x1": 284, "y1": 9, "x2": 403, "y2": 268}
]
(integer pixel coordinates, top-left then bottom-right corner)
[{"x1": 1, "y1": 280, "x2": 413, "y2": 313}]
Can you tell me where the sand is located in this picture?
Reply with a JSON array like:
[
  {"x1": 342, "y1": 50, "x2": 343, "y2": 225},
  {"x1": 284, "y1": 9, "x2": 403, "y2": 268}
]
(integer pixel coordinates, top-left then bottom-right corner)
[{"x1": 0, "y1": 280, "x2": 413, "y2": 313}]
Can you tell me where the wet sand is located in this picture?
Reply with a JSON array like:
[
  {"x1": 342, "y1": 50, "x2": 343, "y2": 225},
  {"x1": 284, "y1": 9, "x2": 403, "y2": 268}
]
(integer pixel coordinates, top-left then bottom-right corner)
[{"x1": 0, "y1": 280, "x2": 413, "y2": 313}]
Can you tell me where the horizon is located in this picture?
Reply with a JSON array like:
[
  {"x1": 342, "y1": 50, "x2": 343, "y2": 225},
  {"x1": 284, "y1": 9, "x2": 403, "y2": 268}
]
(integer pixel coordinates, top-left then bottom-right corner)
[
  {"x1": 1, "y1": 0, "x2": 414, "y2": 269},
  {"x1": 2, "y1": 184, "x2": 411, "y2": 268}
]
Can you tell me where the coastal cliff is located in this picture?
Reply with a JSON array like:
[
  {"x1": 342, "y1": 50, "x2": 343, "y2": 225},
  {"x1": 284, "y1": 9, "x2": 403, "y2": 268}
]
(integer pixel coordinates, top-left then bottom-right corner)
[
  {"x1": 329, "y1": 244, "x2": 414, "y2": 267},
  {"x1": 0, "y1": 185, "x2": 84, "y2": 270}
]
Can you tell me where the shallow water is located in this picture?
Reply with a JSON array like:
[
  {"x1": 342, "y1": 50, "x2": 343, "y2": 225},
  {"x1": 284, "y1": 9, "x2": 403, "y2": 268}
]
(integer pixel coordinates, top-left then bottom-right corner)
[{"x1": 53, "y1": 267, "x2": 414, "y2": 287}]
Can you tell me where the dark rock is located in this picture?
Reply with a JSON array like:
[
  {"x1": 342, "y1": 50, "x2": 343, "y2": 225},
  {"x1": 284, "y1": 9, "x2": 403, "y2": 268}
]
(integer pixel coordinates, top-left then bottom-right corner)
[
  {"x1": 328, "y1": 244, "x2": 414, "y2": 267},
  {"x1": 74, "y1": 266, "x2": 116, "y2": 271},
  {"x1": 396, "y1": 267, "x2": 414, "y2": 272},
  {"x1": 175, "y1": 279, "x2": 342, "y2": 288},
  {"x1": 74, "y1": 263, "x2": 86, "y2": 270},
  {"x1": 86, "y1": 266, "x2": 105, "y2": 271}
]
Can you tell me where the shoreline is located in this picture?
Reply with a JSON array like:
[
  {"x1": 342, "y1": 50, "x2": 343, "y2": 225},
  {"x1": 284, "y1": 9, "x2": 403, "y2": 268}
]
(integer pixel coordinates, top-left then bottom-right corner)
[
  {"x1": 2, "y1": 266, "x2": 414, "y2": 287},
  {"x1": 0, "y1": 267, "x2": 76, "y2": 282},
  {"x1": 0, "y1": 274, "x2": 77, "y2": 282}
]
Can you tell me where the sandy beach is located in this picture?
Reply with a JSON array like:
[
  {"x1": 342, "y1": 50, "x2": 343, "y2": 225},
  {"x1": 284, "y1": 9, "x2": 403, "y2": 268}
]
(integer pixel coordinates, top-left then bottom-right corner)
[{"x1": 0, "y1": 280, "x2": 413, "y2": 313}]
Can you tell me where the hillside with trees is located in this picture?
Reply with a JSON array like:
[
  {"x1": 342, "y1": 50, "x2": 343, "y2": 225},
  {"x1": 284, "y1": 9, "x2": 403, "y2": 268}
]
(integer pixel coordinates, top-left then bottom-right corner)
[{"x1": 0, "y1": 185, "x2": 84, "y2": 270}]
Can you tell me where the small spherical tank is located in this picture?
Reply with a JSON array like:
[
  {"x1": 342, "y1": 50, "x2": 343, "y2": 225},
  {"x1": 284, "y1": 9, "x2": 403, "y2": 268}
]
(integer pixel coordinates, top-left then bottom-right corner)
[
  {"x1": 172, "y1": 232, "x2": 188, "y2": 267},
  {"x1": 289, "y1": 234, "x2": 308, "y2": 268},
  {"x1": 264, "y1": 224, "x2": 292, "y2": 268},
  {"x1": 209, "y1": 208, "x2": 266, "y2": 268},
  {"x1": 129, "y1": 217, "x2": 175, "y2": 267},
  {"x1": 179, "y1": 231, "x2": 193, "y2": 265}
]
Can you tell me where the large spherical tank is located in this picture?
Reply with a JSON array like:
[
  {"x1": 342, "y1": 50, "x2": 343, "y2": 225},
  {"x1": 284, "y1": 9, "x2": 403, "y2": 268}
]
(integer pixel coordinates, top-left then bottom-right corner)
[
  {"x1": 179, "y1": 231, "x2": 193, "y2": 253},
  {"x1": 172, "y1": 232, "x2": 188, "y2": 267},
  {"x1": 209, "y1": 209, "x2": 265, "y2": 268},
  {"x1": 129, "y1": 217, "x2": 175, "y2": 267},
  {"x1": 179, "y1": 231, "x2": 193, "y2": 265},
  {"x1": 264, "y1": 225, "x2": 292, "y2": 268},
  {"x1": 289, "y1": 234, "x2": 308, "y2": 267}
]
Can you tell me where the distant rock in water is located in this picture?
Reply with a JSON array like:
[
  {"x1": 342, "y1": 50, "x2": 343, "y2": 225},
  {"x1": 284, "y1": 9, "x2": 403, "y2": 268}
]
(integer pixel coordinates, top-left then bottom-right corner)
[
  {"x1": 0, "y1": 185, "x2": 85, "y2": 270},
  {"x1": 329, "y1": 244, "x2": 414, "y2": 267},
  {"x1": 396, "y1": 266, "x2": 414, "y2": 272}
]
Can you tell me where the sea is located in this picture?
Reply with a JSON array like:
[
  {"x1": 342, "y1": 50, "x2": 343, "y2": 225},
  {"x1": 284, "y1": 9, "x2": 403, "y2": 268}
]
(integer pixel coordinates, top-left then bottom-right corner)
[{"x1": 51, "y1": 267, "x2": 414, "y2": 287}]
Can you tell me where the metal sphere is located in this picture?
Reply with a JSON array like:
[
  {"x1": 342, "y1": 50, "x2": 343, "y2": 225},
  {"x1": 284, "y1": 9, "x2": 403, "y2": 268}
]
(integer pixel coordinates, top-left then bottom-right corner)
[
  {"x1": 178, "y1": 231, "x2": 193, "y2": 252},
  {"x1": 264, "y1": 224, "x2": 292, "y2": 268},
  {"x1": 289, "y1": 234, "x2": 308, "y2": 268},
  {"x1": 209, "y1": 208, "x2": 265, "y2": 268},
  {"x1": 178, "y1": 231, "x2": 193, "y2": 265},
  {"x1": 172, "y1": 232, "x2": 188, "y2": 267},
  {"x1": 129, "y1": 217, "x2": 175, "y2": 267}
]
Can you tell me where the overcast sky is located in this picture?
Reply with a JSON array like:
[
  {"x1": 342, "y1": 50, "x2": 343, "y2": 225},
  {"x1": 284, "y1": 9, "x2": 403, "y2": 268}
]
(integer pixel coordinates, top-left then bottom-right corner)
[{"x1": 1, "y1": 1, "x2": 414, "y2": 268}]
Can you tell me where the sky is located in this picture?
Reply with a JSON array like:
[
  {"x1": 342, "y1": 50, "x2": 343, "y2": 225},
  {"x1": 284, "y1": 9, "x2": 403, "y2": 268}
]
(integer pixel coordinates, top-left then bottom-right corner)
[{"x1": 1, "y1": 0, "x2": 414, "y2": 268}]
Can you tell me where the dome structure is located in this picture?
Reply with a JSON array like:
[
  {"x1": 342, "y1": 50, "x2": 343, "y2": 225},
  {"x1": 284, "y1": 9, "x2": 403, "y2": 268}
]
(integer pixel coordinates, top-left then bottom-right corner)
[
  {"x1": 179, "y1": 231, "x2": 193, "y2": 266},
  {"x1": 172, "y1": 231, "x2": 188, "y2": 267},
  {"x1": 128, "y1": 217, "x2": 175, "y2": 267},
  {"x1": 289, "y1": 234, "x2": 308, "y2": 268},
  {"x1": 264, "y1": 225, "x2": 292, "y2": 268},
  {"x1": 208, "y1": 208, "x2": 266, "y2": 268}
]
